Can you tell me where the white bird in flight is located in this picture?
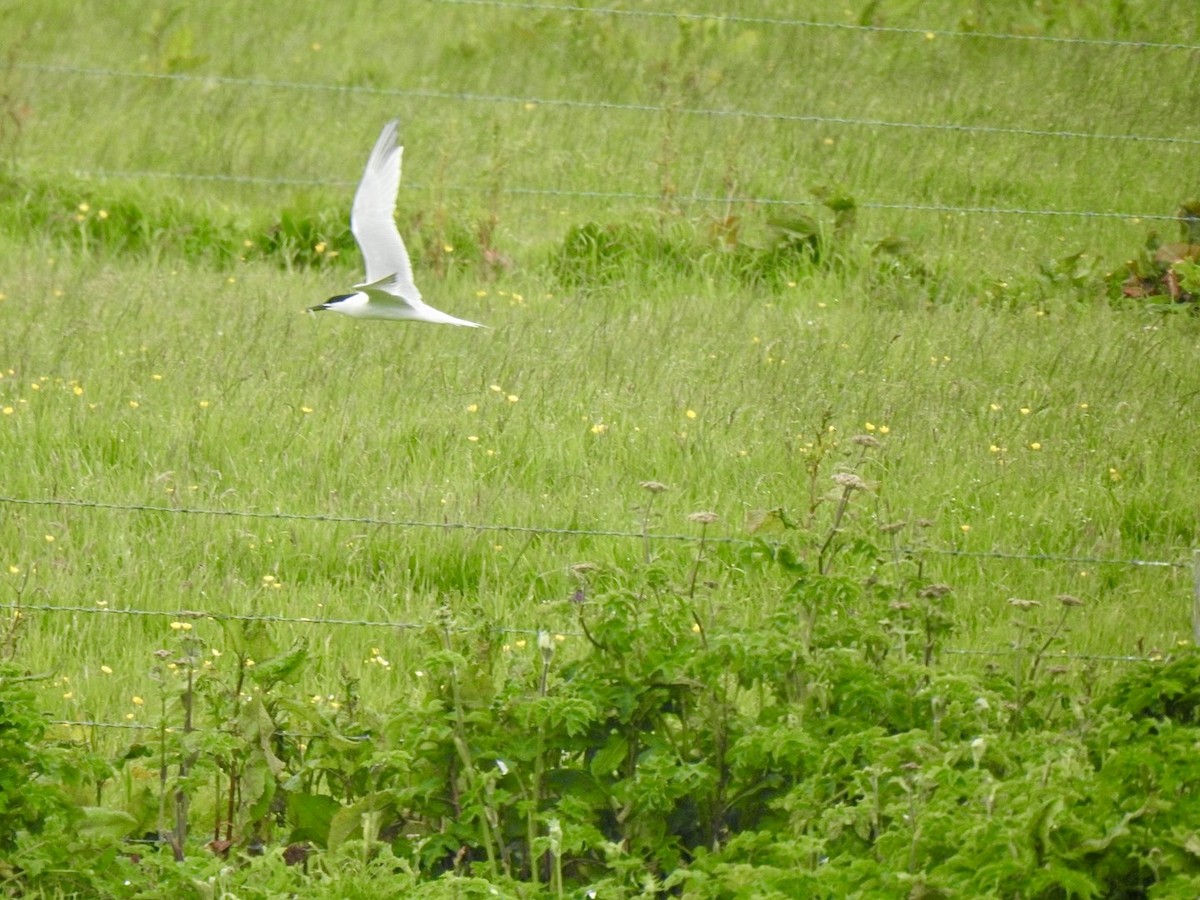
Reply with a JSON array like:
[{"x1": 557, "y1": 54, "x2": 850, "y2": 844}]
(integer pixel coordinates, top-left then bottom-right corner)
[{"x1": 308, "y1": 120, "x2": 484, "y2": 327}]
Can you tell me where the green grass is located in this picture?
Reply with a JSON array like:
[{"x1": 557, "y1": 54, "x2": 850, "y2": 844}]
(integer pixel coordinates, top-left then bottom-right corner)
[
  {"x1": 1, "y1": 237, "x2": 1196, "y2": 728},
  {"x1": 2, "y1": 1, "x2": 1200, "y2": 891}
]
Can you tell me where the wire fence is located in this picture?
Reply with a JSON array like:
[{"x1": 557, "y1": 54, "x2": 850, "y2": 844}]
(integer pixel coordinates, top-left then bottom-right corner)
[
  {"x1": 62, "y1": 168, "x2": 1186, "y2": 224},
  {"x1": 10, "y1": 7, "x2": 1198, "y2": 735},
  {"x1": 23, "y1": 60, "x2": 1196, "y2": 226},
  {"x1": 6, "y1": 491, "x2": 1191, "y2": 739},
  {"x1": 22, "y1": 63, "x2": 1199, "y2": 148},
  {"x1": 0, "y1": 494, "x2": 1188, "y2": 569},
  {"x1": 427, "y1": 0, "x2": 1200, "y2": 53},
  {"x1": 4, "y1": 596, "x2": 1161, "y2": 664},
  {"x1": 3, "y1": 493, "x2": 1192, "y2": 666}
]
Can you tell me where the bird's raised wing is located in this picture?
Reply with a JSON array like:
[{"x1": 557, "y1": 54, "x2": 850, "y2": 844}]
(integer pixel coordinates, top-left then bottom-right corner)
[{"x1": 350, "y1": 120, "x2": 420, "y2": 298}]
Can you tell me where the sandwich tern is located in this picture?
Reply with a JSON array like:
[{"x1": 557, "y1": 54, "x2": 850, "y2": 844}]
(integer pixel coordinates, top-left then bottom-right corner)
[{"x1": 308, "y1": 120, "x2": 484, "y2": 327}]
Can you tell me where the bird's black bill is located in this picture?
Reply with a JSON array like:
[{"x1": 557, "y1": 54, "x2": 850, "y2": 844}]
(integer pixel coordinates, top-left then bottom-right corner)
[{"x1": 309, "y1": 293, "x2": 358, "y2": 313}]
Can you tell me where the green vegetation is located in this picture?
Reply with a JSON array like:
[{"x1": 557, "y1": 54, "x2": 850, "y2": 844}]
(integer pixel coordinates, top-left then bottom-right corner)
[{"x1": 1, "y1": 0, "x2": 1199, "y2": 895}]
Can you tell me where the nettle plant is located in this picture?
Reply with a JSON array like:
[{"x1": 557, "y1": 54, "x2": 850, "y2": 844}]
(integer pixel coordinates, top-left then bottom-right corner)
[
  {"x1": 306, "y1": 430, "x2": 968, "y2": 884},
  {"x1": 7, "y1": 428, "x2": 1200, "y2": 897}
]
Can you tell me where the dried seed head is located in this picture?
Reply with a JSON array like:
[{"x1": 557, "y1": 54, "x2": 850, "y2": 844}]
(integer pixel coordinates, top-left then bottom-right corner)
[
  {"x1": 852, "y1": 434, "x2": 881, "y2": 448},
  {"x1": 915, "y1": 518, "x2": 936, "y2": 528},
  {"x1": 687, "y1": 511, "x2": 718, "y2": 525},
  {"x1": 918, "y1": 583, "x2": 952, "y2": 598},
  {"x1": 831, "y1": 472, "x2": 868, "y2": 491},
  {"x1": 1007, "y1": 597, "x2": 1041, "y2": 610},
  {"x1": 538, "y1": 631, "x2": 556, "y2": 666},
  {"x1": 570, "y1": 562, "x2": 599, "y2": 576},
  {"x1": 889, "y1": 601, "x2": 912, "y2": 611},
  {"x1": 1046, "y1": 665, "x2": 1070, "y2": 676},
  {"x1": 879, "y1": 520, "x2": 907, "y2": 534},
  {"x1": 970, "y1": 737, "x2": 987, "y2": 764},
  {"x1": 1057, "y1": 594, "x2": 1084, "y2": 607},
  {"x1": 639, "y1": 480, "x2": 669, "y2": 493}
]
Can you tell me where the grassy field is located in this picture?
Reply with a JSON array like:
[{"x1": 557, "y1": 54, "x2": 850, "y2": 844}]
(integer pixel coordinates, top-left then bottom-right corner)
[{"x1": 2, "y1": 1, "x2": 1200, "y2": 895}]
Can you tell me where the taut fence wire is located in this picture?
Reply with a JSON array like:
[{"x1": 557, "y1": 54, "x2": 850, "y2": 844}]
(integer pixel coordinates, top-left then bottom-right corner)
[
  {"x1": 20, "y1": 63, "x2": 1200, "y2": 149},
  {"x1": 426, "y1": 0, "x2": 1200, "y2": 53},
  {"x1": 0, "y1": 494, "x2": 1188, "y2": 569},
  {"x1": 58, "y1": 169, "x2": 1188, "y2": 224}
]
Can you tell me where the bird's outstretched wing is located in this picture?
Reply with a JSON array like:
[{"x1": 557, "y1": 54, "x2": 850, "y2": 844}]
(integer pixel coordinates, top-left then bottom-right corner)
[{"x1": 350, "y1": 120, "x2": 419, "y2": 298}]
